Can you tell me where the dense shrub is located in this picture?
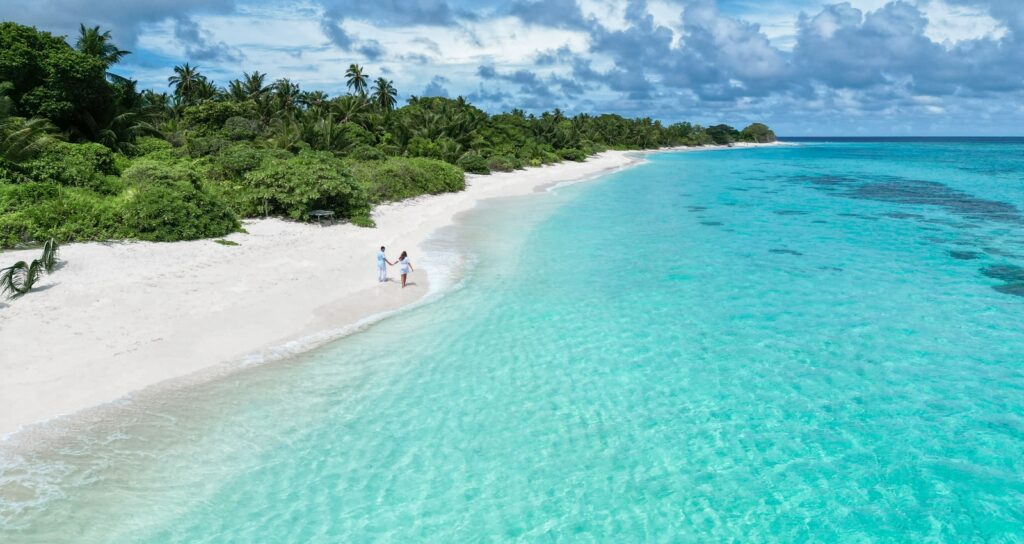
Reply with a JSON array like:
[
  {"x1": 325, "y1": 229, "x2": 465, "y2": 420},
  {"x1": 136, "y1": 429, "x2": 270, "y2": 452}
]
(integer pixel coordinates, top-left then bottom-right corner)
[
  {"x1": 0, "y1": 160, "x2": 31, "y2": 184},
  {"x1": 739, "y1": 123, "x2": 776, "y2": 143},
  {"x1": 456, "y1": 151, "x2": 490, "y2": 174},
  {"x1": 348, "y1": 145, "x2": 386, "y2": 161},
  {"x1": 132, "y1": 136, "x2": 174, "y2": 157},
  {"x1": 23, "y1": 141, "x2": 120, "y2": 193},
  {"x1": 486, "y1": 154, "x2": 522, "y2": 172},
  {"x1": 558, "y1": 148, "x2": 588, "y2": 162},
  {"x1": 375, "y1": 144, "x2": 401, "y2": 157},
  {"x1": 120, "y1": 183, "x2": 238, "y2": 242},
  {"x1": 182, "y1": 101, "x2": 257, "y2": 134},
  {"x1": 0, "y1": 182, "x2": 60, "y2": 213},
  {"x1": 243, "y1": 151, "x2": 368, "y2": 220},
  {"x1": 705, "y1": 124, "x2": 738, "y2": 145},
  {"x1": 110, "y1": 157, "x2": 238, "y2": 241},
  {"x1": 405, "y1": 136, "x2": 462, "y2": 162},
  {"x1": 405, "y1": 136, "x2": 441, "y2": 160},
  {"x1": 204, "y1": 143, "x2": 265, "y2": 181},
  {"x1": 518, "y1": 143, "x2": 560, "y2": 166},
  {"x1": 122, "y1": 158, "x2": 201, "y2": 188},
  {"x1": 0, "y1": 186, "x2": 122, "y2": 246},
  {"x1": 185, "y1": 135, "x2": 231, "y2": 157},
  {"x1": 349, "y1": 157, "x2": 464, "y2": 203},
  {"x1": 221, "y1": 116, "x2": 262, "y2": 141}
]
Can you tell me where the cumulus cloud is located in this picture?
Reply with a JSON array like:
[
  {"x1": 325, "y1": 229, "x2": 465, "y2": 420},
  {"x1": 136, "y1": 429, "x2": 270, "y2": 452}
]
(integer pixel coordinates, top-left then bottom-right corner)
[
  {"x1": 3, "y1": 0, "x2": 1024, "y2": 134},
  {"x1": 422, "y1": 75, "x2": 451, "y2": 97},
  {"x1": 172, "y1": 16, "x2": 243, "y2": 62},
  {"x1": 509, "y1": 0, "x2": 591, "y2": 29},
  {"x1": 0, "y1": 0, "x2": 236, "y2": 45}
]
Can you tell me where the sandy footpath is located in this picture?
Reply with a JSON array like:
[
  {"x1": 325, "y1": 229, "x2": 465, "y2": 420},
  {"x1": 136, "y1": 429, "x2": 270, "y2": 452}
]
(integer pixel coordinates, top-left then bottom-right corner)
[{"x1": 0, "y1": 150, "x2": 646, "y2": 437}]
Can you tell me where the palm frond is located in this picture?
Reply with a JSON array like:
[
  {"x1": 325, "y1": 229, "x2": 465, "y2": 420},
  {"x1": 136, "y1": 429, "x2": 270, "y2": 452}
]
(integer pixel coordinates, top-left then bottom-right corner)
[
  {"x1": 0, "y1": 116, "x2": 60, "y2": 162},
  {"x1": 0, "y1": 260, "x2": 41, "y2": 299},
  {"x1": 40, "y1": 238, "x2": 59, "y2": 273}
]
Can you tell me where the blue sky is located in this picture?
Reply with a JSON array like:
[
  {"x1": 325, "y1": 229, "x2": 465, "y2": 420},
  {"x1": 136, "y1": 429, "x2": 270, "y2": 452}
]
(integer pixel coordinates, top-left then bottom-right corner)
[{"x1": 2, "y1": 0, "x2": 1022, "y2": 135}]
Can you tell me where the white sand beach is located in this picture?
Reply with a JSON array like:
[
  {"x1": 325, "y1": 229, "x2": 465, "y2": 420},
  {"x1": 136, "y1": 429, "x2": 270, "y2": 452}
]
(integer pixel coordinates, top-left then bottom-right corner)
[
  {"x1": 0, "y1": 143, "x2": 787, "y2": 438},
  {"x1": 0, "y1": 150, "x2": 645, "y2": 437}
]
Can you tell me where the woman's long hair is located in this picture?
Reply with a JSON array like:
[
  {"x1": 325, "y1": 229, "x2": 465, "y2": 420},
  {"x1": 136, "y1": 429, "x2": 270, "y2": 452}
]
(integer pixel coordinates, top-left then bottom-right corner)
[{"x1": 399, "y1": 251, "x2": 408, "y2": 260}]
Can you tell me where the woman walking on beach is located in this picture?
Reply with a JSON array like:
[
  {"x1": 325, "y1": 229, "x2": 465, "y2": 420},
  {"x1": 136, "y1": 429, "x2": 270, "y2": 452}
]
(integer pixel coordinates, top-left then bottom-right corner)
[{"x1": 397, "y1": 251, "x2": 413, "y2": 288}]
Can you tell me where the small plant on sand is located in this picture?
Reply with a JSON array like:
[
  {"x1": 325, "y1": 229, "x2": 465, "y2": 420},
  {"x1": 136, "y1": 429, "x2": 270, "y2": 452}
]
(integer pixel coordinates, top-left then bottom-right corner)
[
  {"x1": 0, "y1": 259, "x2": 43, "y2": 299},
  {"x1": 214, "y1": 238, "x2": 239, "y2": 246}
]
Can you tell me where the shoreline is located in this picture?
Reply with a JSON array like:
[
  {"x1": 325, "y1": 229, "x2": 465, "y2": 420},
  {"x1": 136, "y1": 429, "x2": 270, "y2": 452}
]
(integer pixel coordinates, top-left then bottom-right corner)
[{"x1": 0, "y1": 143, "x2": 780, "y2": 441}]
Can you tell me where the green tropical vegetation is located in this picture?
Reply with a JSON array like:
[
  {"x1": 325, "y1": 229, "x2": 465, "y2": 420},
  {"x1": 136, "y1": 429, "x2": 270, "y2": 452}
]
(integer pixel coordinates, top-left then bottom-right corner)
[{"x1": 0, "y1": 21, "x2": 775, "y2": 249}]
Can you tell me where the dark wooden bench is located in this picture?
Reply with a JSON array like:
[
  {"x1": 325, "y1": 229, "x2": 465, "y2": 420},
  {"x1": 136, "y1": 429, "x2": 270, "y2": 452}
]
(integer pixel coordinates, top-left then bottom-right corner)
[{"x1": 309, "y1": 209, "x2": 335, "y2": 226}]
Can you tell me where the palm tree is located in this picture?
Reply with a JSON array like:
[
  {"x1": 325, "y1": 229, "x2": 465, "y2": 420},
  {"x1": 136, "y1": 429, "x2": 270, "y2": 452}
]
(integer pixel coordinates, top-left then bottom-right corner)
[
  {"x1": 94, "y1": 111, "x2": 162, "y2": 154},
  {"x1": 76, "y1": 24, "x2": 130, "y2": 67},
  {"x1": 228, "y1": 79, "x2": 247, "y2": 101},
  {"x1": 370, "y1": 77, "x2": 397, "y2": 111},
  {"x1": 300, "y1": 90, "x2": 330, "y2": 111},
  {"x1": 0, "y1": 84, "x2": 58, "y2": 162},
  {"x1": 345, "y1": 64, "x2": 368, "y2": 96},
  {"x1": 242, "y1": 71, "x2": 268, "y2": 98},
  {"x1": 272, "y1": 78, "x2": 301, "y2": 115},
  {"x1": 168, "y1": 63, "x2": 204, "y2": 103},
  {"x1": 268, "y1": 116, "x2": 303, "y2": 151},
  {"x1": 140, "y1": 90, "x2": 171, "y2": 110},
  {"x1": 192, "y1": 78, "x2": 221, "y2": 102}
]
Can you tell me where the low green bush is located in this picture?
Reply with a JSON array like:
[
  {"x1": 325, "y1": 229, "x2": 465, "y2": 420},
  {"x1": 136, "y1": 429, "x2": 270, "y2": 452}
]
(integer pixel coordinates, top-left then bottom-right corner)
[
  {"x1": 486, "y1": 154, "x2": 522, "y2": 172},
  {"x1": 0, "y1": 187, "x2": 122, "y2": 246},
  {"x1": 456, "y1": 151, "x2": 490, "y2": 174},
  {"x1": 349, "y1": 157, "x2": 464, "y2": 203},
  {"x1": 243, "y1": 151, "x2": 368, "y2": 220},
  {"x1": 182, "y1": 101, "x2": 257, "y2": 135},
  {"x1": 0, "y1": 182, "x2": 61, "y2": 213},
  {"x1": 23, "y1": 141, "x2": 119, "y2": 192},
  {"x1": 558, "y1": 148, "x2": 588, "y2": 162},
  {"x1": 205, "y1": 180, "x2": 262, "y2": 218},
  {"x1": 0, "y1": 160, "x2": 31, "y2": 184},
  {"x1": 185, "y1": 135, "x2": 231, "y2": 157},
  {"x1": 120, "y1": 182, "x2": 238, "y2": 242},
  {"x1": 348, "y1": 145, "x2": 386, "y2": 161},
  {"x1": 122, "y1": 158, "x2": 202, "y2": 188},
  {"x1": 204, "y1": 143, "x2": 265, "y2": 181},
  {"x1": 221, "y1": 116, "x2": 262, "y2": 141},
  {"x1": 132, "y1": 136, "x2": 174, "y2": 157}
]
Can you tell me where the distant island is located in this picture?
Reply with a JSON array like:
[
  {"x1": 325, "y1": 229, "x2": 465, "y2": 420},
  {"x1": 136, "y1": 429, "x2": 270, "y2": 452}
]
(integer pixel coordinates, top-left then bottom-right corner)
[{"x1": 0, "y1": 22, "x2": 775, "y2": 248}]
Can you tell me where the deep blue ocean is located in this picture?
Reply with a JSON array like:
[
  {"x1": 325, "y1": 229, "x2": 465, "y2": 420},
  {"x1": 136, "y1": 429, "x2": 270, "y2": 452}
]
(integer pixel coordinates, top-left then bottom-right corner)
[{"x1": 2, "y1": 140, "x2": 1024, "y2": 542}]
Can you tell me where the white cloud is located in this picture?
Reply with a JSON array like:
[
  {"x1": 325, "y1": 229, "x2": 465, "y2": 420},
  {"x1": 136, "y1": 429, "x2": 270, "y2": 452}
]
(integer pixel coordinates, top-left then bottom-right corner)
[
  {"x1": 577, "y1": 0, "x2": 629, "y2": 30},
  {"x1": 918, "y1": 0, "x2": 1007, "y2": 45}
]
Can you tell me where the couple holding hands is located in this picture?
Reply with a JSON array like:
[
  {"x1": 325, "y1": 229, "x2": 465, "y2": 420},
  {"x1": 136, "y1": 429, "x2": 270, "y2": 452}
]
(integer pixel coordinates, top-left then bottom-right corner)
[{"x1": 377, "y1": 246, "x2": 413, "y2": 288}]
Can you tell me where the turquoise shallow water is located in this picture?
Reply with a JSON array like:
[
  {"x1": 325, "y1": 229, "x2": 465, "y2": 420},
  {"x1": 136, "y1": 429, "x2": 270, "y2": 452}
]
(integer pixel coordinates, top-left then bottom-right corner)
[{"x1": 3, "y1": 141, "x2": 1024, "y2": 542}]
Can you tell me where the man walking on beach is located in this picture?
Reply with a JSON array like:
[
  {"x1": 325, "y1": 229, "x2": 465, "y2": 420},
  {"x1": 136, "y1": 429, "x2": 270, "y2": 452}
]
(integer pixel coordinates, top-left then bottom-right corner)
[{"x1": 377, "y1": 246, "x2": 393, "y2": 282}]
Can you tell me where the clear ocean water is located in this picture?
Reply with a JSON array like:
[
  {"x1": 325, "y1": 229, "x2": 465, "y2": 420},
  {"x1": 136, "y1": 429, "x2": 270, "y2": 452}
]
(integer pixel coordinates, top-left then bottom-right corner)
[{"x1": 3, "y1": 140, "x2": 1024, "y2": 542}]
